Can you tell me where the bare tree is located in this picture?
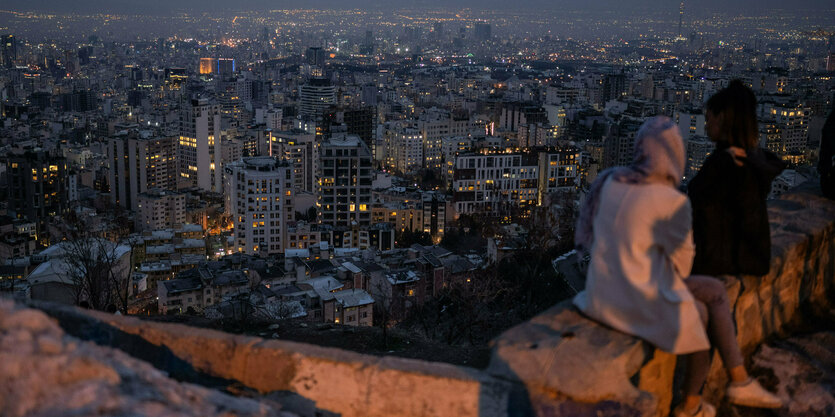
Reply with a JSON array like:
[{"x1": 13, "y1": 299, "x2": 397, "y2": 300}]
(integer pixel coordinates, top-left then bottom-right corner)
[
  {"x1": 370, "y1": 277, "x2": 403, "y2": 349},
  {"x1": 60, "y1": 207, "x2": 137, "y2": 313}
]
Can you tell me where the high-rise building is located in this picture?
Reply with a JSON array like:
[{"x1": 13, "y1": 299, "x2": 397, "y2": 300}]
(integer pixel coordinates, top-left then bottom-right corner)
[
  {"x1": 217, "y1": 58, "x2": 235, "y2": 77},
  {"x1": 265, "y1": 107, "x2": 283, "y2": 130},
  {"x1": 384, "y1": 127, "x2": 423, "y2": 173},
  {"x1": 2, "y1": 35, "x2": 17, "y2": 68},
  {"x1": 603, "y1": 118, "x2": 643, "y2": 169},
  {"x1": 224, "y1": 156, "x2": 294, "y2": 255},
  {"x1": 179, "y1": 98, "x2": 223, "y2": 192},
  {"x1": 685, "y1": 135, "x2": 714, "y2": 182},
  {"x1": 136, "y1": 189, "x2": 186, "y2": 231},
  {"x1": 474, "y1": 23, "x2": 492, "y2": 41},
  {"x1": 323, "y1": 106, "x2": 376, "y2": 150},
  {"x1": 319, "y1": 135, "x2": 373, "y2": 228},
  {"x1": 269, "y1": 129, "x2": 319, "y2": 193},
  {"x1": 452, "y1": 148, "x2": 580, "y2": 216},
  {"x1": 299, "y1": 78, "x2": 336, "y2": 118},
  {"x1": 762, "y1": 104, "x2": 811, "y2": 162},
  {"x1": 108, "y1": 132, "x2": 178, "y2": 211},
  {"x1": 362, "y1": 31, "x2": 374, "y2": 55},
  {"x1": 199, "y1": 58, "x2": 216, "y2": 75},
  {"x1": 361, "y1": 84, "x2": 378, "y2": 107},
  {"x1": 676, "y1": 110, "x2": 706, "y2": 140},
  {"x1": 59, "y1": 90, "x2": 98, "y2": 112},
  {"x1": 306, "y1": 47, "x2": 326, "y2": 68},
  {"x1": 4, "y1": 149, "x2": 68, "y2": 245},
  {"x1": 602, "y1": 72, "x2": 627, "y2": 103},
  {"x1": 421, "y1": 193, "x2": 447, "y2": 241}
]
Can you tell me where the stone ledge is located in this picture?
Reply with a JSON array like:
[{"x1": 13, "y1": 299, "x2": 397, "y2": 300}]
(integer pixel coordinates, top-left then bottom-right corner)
[
  {"x1": 487, "y1": 181, "x2": 835, "y2": 417},
  {"x1": 29, "y1": 298, "x2": 517, "y2": 417}
]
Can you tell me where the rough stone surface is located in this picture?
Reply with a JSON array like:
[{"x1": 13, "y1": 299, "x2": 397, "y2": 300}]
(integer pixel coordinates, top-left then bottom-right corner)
[
  {"x1": 487, "y1": 304, "x2": 656, "y2": 416},
  {"x1": 0, "y1": 299, "x2": 294, "y2": 417},
  {"x1": 733, "y1": 330, "x2": 835, "y2": 417},
  {"x1": 488, "y1": 182, "x2": 835, "y2": 416},
  {"x1": 29, "y1": 298, "x2": 515, "y2": 417},
  {"x1": 637, "y1": 348, "x2": 677, "y2": 417}
]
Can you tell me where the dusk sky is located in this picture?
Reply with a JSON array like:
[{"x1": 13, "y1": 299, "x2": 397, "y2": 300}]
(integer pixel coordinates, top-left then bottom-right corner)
[{"x1": 3, "y1": 0, "x2": 834, "y2": 14}]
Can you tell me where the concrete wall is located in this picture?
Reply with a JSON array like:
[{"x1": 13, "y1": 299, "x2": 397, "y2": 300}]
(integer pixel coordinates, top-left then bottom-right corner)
[{"x1": 31, "y1": 299, "x2": 518, "y2": 417}]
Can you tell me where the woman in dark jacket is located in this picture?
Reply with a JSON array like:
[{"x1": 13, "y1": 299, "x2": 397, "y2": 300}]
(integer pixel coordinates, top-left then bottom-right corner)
[{"x1": 688, "y1": 80, "x2": 785, "y2": 276}]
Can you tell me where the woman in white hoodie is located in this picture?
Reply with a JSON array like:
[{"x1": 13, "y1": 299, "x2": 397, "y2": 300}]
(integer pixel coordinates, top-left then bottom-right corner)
[{"x1": 573, "y1": 117, "x2": 781, "y2": 417}]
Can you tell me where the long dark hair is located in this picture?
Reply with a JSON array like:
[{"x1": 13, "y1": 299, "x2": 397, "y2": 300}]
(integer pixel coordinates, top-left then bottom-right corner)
[{"x1": 705, "y1": 79, "x2": 759, "y2": 149}]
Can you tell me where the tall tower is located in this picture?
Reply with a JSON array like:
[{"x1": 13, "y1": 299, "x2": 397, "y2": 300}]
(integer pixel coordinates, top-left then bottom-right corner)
[
  {"x1": 179, "y1": 98, "x2": 222, "y2": 193},
  {"x1": 299, "y1": 77, "x2": 336, "y2": 118},
  {"x1": 678, "y1": 2, "x2": 685, "y2": 39},
  {"x1": 1, "y1": 35, "x2": 16, "y2": 68}
]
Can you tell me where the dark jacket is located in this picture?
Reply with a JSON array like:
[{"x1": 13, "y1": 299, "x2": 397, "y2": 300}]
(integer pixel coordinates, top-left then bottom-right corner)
[{"x1": 687, "y1": 143, "x2": 785, "y2": 276}]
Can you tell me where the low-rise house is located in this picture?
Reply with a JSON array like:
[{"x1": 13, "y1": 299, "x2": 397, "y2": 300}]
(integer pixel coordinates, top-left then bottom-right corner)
[
  {"x1": 157, "y1": 267, "x2": 249, "y2": 314},
  {"x1": 332, "y1": 289, "x2": 374, "y2": 326}
]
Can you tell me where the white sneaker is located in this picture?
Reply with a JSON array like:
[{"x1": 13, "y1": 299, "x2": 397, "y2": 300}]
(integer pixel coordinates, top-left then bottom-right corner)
[
  {"x1": 672, "y1": 401, "x2": 716, "y2": 417},
  {"x1": 726, "y1": 378, "x2": 783, "y2": 409}
]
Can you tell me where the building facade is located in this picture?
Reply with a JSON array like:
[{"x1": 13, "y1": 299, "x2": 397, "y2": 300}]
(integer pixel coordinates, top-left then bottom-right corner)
[
  {"x1": 108, "y1": 132, "x2": 177, "y2": 211},
  {"x1": 319, "y1": 135, "x2": 373, "y2": 228},
  {"x1": 224, "y1": 156, "x2": 294, "y2": 255},
  {"x1": 179, "y1": 98, "x2": 223, "y2": 192}
]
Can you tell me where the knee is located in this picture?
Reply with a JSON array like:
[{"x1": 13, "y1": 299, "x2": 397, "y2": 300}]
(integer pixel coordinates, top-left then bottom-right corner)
[
  {"x1": 693, "y1": 275, "x2": 729, "y2": 305},
  {"x1": 705, "y1": 279, "x2": 729, "y2": 305}
]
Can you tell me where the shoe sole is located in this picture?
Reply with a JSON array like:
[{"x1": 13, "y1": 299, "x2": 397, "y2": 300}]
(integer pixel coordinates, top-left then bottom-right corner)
[{"x1": 727, "y1": 397, "x2": 782, "y2": 409}]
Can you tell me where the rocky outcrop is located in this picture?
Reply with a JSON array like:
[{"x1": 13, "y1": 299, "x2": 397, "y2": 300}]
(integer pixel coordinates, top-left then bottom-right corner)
[
  {"x1": 0, "y1": 299, "x2": 295, "y2": 417},
  {"x1": 488, "y1": 182, "x2": 835, "y2": 417}
]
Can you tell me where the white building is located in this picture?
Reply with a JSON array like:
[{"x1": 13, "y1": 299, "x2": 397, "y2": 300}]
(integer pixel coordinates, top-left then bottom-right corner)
[
  {"x1": 384, "y1": 126, "x2": 423, "y2": 173},
  {"x1": 761, "y1": 103, "x2": 810, "y2": 161},
  {"x1": 676, "y1": 111, "x2": 706, "y2": 140},
  {"x1": 224, "y1": 156, "x2": 294, "y2": 255},
  {"x1": 136, "y1": 189, "x2": 186, "y2": 231}
]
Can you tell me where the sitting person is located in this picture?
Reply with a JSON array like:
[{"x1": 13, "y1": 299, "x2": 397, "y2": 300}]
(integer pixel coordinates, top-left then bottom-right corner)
[{"x1": 573, "y1": 117, "x2": 782, "y2": 417}]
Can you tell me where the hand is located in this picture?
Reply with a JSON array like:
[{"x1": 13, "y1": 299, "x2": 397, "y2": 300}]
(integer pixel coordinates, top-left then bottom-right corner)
[{"x1": 726, "y1": 146, "x2": 747, "y2": 167}]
